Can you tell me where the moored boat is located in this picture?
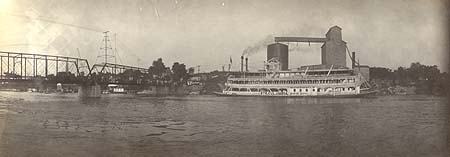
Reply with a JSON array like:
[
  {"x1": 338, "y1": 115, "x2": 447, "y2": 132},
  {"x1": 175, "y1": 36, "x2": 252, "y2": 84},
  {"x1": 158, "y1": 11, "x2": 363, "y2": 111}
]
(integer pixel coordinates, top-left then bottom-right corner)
[{"x1": 215, "y1": 68, "x2": 375, "y2": 97}]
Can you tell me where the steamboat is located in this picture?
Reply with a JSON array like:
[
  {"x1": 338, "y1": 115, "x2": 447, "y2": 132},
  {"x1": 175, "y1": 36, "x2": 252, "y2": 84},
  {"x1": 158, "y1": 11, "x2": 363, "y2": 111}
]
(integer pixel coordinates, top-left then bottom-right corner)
[{"x1": 215, "y1": 26, "x2": 375, "y2": 97}]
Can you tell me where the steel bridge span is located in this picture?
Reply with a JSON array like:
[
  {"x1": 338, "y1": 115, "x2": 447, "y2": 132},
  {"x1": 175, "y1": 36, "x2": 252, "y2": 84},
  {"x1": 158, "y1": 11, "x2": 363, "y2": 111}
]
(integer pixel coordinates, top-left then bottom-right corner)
[{"x1": 0, "y1": 51, "x2": 147, "y2": 83}]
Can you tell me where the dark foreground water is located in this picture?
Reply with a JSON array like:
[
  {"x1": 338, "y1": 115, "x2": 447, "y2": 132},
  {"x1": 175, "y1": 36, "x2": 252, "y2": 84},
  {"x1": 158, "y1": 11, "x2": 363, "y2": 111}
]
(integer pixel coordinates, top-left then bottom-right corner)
[{"x1": 0, "y1": 91, "x2": 448, "y2": 157}]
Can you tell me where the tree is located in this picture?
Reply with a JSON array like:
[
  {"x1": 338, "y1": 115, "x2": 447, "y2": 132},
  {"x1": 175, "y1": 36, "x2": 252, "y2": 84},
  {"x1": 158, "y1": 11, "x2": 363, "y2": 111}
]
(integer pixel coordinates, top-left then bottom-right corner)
[
  {"x1": 369, "y1": 67, "x2": 393, "y2": 80},
  {"x1": 171, "y1": 62, "x2": 188, "y2": 83},
  {"x1": 148, "y1": 58, "x2": 166, "y2": 79}
]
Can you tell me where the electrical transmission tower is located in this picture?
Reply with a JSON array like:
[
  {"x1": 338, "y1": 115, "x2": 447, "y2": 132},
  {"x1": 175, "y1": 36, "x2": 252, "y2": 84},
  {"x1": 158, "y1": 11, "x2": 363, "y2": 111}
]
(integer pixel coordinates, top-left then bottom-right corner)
[{"x1": 98, "y1": 31, "x2": 115, "y2": 64}]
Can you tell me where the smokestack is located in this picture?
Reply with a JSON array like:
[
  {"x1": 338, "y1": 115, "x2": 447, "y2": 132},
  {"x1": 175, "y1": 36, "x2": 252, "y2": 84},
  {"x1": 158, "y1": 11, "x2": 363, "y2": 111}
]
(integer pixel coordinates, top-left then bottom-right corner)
[
  {"x1": 245, "y1": 57, "x2": 248, "y2": 72},
  {"x1": 352, "y1": 52, "x2": 356, "y2": 69},
  {"x1": 241, "y1": 56, "x2": 244, "y2": 72}
]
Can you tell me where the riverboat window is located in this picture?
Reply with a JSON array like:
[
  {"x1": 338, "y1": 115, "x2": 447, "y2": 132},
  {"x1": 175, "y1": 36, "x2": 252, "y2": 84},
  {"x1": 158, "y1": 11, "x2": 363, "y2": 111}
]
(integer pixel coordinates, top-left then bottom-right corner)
[
  {"x1": 270, "y1": 88, "x2": 278, "y2": 92},
  {"x1": 293, "y1": 89, "x2": 296, "y2": 92},
  {"x1": 250, "y1": 88, "x2": 258, "y2": 92},
  {"x1": 318, "y1": 88, "x2": 321, "y2": 92},
  {"x1": 312, "y1": 89, "x2": 315, "y2": 92},
  {"x1": 240, "y1": 88, "x2": 248, "y2": 92},
  {"x1": 232, "y1": 88, "x2": 239, "y2": 91},
  {"x1": 343, "y1": 88, "x2": 345, "y2": 91},
  {"x1": 306, "y1": 89, "x2": 308, "y2": 92}
]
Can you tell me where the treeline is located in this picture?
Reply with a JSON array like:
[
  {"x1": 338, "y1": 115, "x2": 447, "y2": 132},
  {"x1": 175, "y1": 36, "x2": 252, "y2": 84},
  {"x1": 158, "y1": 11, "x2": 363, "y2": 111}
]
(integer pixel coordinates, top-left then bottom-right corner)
[
  {"x1": 370, "y1": 62, "x2": 449, "y2": 96},
  {"x1": 46, "y1": 58, "x2": 193, "y2": 87},
  {"x1": 146, "y1": 58, "x2": 194, "y2": 86}
]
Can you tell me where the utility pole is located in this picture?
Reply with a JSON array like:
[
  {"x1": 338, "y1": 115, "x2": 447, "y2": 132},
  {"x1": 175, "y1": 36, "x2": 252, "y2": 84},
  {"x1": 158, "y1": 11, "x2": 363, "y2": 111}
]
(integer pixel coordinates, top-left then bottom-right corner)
[
  {"x1": 99, "y1": 31, "x2": 114, "y2": 64},
  {"x1": 114, "y1": 33, "x2": 118, "y2": 75},
  {"x1": 103, "y1": 31, "x2": 109, "y2": 64}
]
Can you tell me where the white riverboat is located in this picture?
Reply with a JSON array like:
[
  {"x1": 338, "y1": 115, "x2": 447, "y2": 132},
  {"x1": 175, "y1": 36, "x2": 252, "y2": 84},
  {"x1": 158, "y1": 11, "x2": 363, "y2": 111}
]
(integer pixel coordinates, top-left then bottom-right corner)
[
  {"x1": 215, "y1": 67, "x2": 375, "y2": 97},
  {"x1": 215, "y1": 26, "x2": 376, "y2": 97}
]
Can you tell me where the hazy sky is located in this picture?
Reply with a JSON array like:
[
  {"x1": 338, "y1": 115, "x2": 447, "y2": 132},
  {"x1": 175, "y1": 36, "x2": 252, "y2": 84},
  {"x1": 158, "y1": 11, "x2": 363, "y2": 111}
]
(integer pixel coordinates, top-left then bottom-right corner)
[{"x1": 0, "y1": 0, "x2": 448, "y2": 72}]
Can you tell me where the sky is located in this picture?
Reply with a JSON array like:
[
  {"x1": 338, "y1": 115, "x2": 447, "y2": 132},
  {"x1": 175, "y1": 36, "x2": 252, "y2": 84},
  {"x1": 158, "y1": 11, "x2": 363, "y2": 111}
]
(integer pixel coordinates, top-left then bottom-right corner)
[{"x1": 0, "y1": 0, "x2": 448, "y2": 72}]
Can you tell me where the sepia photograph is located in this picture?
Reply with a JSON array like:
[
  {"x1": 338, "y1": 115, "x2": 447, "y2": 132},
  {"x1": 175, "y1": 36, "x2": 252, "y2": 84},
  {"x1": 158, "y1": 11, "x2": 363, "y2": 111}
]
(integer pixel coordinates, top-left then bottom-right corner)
[{"x1": 0, "y1": 0, "x2": 449, "y2": 156}]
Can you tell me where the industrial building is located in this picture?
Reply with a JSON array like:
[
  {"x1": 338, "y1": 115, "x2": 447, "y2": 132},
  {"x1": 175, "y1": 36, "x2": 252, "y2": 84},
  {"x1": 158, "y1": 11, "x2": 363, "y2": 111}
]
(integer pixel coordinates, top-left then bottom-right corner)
[
  {"x1": 262, "y1": 25, "x2": 369, "y2": 80},
  {"x1": 321, "y1": 26, "x2": 347, "y2": 67},
  {"x1": 236, "y1": 26, "x2": 369, "y2": 80},
  {"x1": 265, "y1": 26, "x2": 348, "y2": 70},
  {"x1": 266, "y1": 43, "x2": 289, "y2": 71}
]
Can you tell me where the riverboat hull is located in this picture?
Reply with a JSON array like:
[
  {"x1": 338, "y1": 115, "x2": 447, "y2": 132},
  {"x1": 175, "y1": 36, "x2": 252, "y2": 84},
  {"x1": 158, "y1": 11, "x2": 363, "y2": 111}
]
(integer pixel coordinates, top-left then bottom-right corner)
[{"x1": 213, "y1": 90, "x2": 377, "y2": 98}]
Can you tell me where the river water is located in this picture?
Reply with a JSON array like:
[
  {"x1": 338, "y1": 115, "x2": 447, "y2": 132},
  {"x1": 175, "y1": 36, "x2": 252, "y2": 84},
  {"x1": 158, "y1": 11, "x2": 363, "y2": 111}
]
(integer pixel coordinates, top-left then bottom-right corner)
[{"x1": 0, "y1": 91, "x2": 448, "y2": 157}]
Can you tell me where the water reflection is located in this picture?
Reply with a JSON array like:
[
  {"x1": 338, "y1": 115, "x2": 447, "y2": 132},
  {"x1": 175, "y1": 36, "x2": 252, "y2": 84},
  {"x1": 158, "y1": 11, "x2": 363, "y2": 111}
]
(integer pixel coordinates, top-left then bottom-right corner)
[{"x1": 0, "y1": 92, "x2": 447, "y2": 156}]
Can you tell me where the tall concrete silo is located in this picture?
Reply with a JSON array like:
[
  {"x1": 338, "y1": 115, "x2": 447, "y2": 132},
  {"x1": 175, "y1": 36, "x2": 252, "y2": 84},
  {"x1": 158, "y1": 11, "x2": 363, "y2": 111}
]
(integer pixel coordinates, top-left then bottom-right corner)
[
  {"x1": 321, "y1": 26, "x2": 347, "y2": 67},
  {"x1": 267, "y1": 43, "x2": 289, "y2": 70}
]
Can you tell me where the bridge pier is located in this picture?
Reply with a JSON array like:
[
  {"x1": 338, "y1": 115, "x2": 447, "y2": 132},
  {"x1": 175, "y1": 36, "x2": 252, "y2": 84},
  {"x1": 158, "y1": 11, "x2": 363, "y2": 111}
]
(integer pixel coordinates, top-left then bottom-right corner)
[{"x1": 78, "y1": 84, "x2": 101, "y2": 98}]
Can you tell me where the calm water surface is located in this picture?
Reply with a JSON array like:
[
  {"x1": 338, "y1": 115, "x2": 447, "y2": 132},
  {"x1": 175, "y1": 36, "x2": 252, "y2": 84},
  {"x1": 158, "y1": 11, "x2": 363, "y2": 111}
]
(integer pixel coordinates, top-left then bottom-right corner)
[{"x1": 0, "y1": 91, "x2": 448, "y2": 157}]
